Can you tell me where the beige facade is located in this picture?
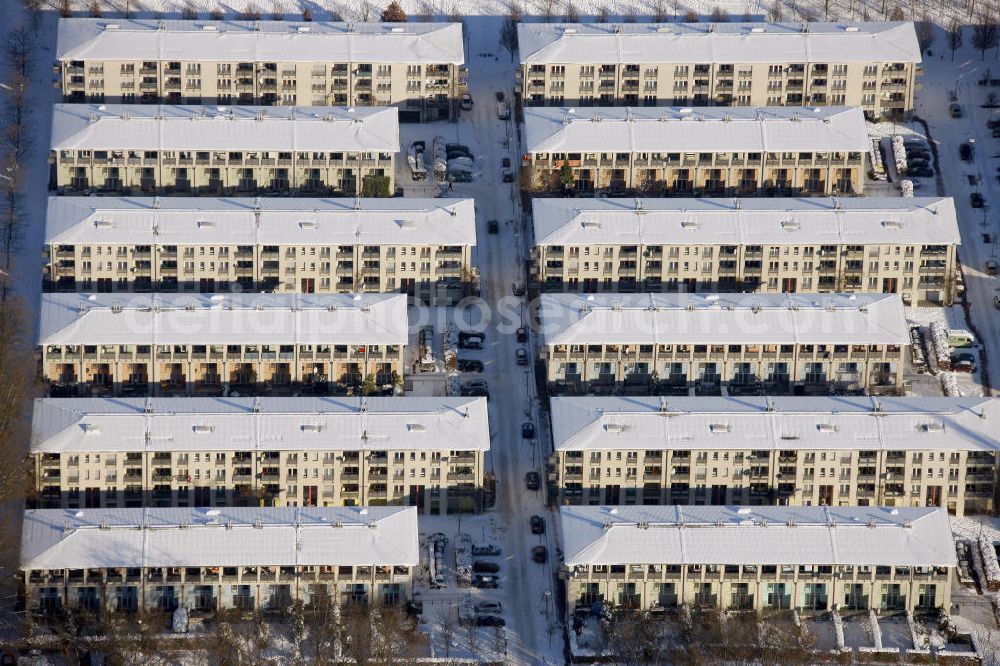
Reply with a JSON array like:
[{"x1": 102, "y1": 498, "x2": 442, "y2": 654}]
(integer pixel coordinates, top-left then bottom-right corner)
[
  {"x1": 531, "y1": 198, "x2": 960, "y2": 306},
  {"x1": 57, "y1": 20, "x2": 466, "y2": 121},
  {"x1": 21, "y1": 507, "x2": 418, "y2": 616},
  {"x1": 38, "y1": 293, "x2": 408, "y2": 397},
  {"x1": 44, "y1": 197, "x2": 477, "y2": 304},
  {"x1": 539, "y1": 293, "x2": 908, "y2": 395},
  {"x1": 50, "y1": 104, "x2": 398, "y2": 196},
  {"x1": 517, "y1": 22, "x2": 920, "y2": 119},
  {"x1": 30, "y1": 397, "x2": 489, "y2": 513},
  {"x1": 522, "y1": 106, "x2": 868, "y2": 196},
  {"x1": 549, "y1": 397, "x2": 999, "y2": 516}
]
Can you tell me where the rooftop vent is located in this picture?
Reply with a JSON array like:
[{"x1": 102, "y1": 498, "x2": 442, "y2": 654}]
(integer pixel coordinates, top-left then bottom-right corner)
[
  {"x1": 82, "y1": 423, "x2": 100, "y2": 434},
  {"x1": 780, "y1": 220, "x2": 800, "y2": 231},
  {"x1": 94, "y1": 220, "x2": 114, "y2": 229},
  {"x1": 605, "y1": 422, "x2": 629, "y2": 433},
  {"x1": 299, "y1": 220, "x2": 317, "y2": 230},
  {"x1": 881, "y1": 220, "x2": 903, "y2": 230},
  {"x1": 581, "y1": 220, "x2": 601, "y2": 230},
  {"x1": 816, "y1": 423, "x2": 838, "y2": 433},
  {"x1": 399, "y1": 219, "x2": 417, "y2": 230},
  {"x1": 923, "y1": 422, "x2": 945, "y2": 433},
  {"x1": 192, "y1": 424, "x2": 215, "y2": 434},
  {"x1": 196, "y1": 220, "x2": 215, "y2": 229},
  {"x1": 406, "y1": 423, "x2": 427, "y2": 432},
  {"x1": 301, "y1": 424, "x2": 323, "y2": 433},
  {"x1": 709, "y1": 423, "x2": 731, "y2": 434}
]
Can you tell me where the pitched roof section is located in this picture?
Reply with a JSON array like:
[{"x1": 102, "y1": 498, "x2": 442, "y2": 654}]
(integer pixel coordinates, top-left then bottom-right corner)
[
  {"x1": 532, "y1": 197, "x2": 959, "y2": 247},
  {"x1": 30, "y1": 396, "x2": 490, "y2": 453},
  {"x1": 523, "y1": 106, "x2": 869, "y2": 154},
  {"x1": 57, "y1": 19, "x2": 465, "y2": 64},
  {"x1": 51, "y1": 104, "x2": 399, "y2": 153},
  {"x1": 559, "y1": 505, "x2": 956, "y2": 567},
  {"x1": 519, "y1": 21, "x2": 920, "y2": 64},
  {"x1": 45, "y1": 197, "x2": 476, "y2": 247},
  {"x1": 551, "y1": 396, "x2": 1000, "y2": 452},
  {"x1": 21, "y1": 506, "x2": 419, "y2": 570},
  {"x1": 38, "y1": 292, "x2": 408, "y2": 346},
  {"x1": 539, "y1": 292, "x2": 909, "y2": 346}
]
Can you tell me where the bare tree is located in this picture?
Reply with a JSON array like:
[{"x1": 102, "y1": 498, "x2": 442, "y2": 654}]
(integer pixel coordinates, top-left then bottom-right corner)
[
  {"x1": 709, "y1": 5, "x2": 729, "y2": 20},
  {"x1": 917, "y1": 20, "x2": 935, "y2": 52},
  {"x1": 209, "y1": 7, "x2": 224, "y2": 20},
  {"x1": 435, "y1": 605, "x2": 457, "y2": 657},
  {"x1": 653, "y1": 0, "x2": 668, "y2": 21},
  {"x1": 596, "y1": 3, "x2": 609, "y2": 20},
  {"x1": 271, "y1": 3, "x2": 284, "y2": 20},
  {"x1": 500, "y1": 2, "x2": 522, "y2": 61},
  {"x1": 566, "y1": 0, "x2": 579, "y2": 21},
  {"x1": 683, "y1": 9, "x2": 699, "y2": 21},
  {"x1": 823, "y1": 0, "x2": 830, "y2": 19},
  {"x1": 949, "y1": 19, "x2": 964, "y2": 59},
  {"x1": 601, "y1": 609, "x2": 666, "y2": 664},
  {"x1": 973, "y1": 10, "x2": 999, "y2": 60},
  {"x1": 240, "y1": 3, "x2": 262, "y2": 19},
  {"x1": 89, "y1": 0, "x2": 101, "y2": 17},
  {"x1": 359, "y1": 1, "x2": 373, "y2": 22},
  {"x1": 768, "y1": 1, "x2": 784, "y2": 21},
  {"x1": 542, "y1": 0, "x2": 557, "y2": 21},
  {"x1": 181, "y1": 1, "x2": 197, "y2": 18},
  {"x1": 889, "y1": 4, "x2": 906, "y2": 19}
]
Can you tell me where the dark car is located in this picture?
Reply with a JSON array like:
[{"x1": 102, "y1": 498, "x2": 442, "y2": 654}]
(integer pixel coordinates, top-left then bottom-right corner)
[
  {"x1": 473, "y1": 574, "x2": 499, "y2": 589},
  {"x1": 960, "y1": 143, "x2": 974, "y2": 161},
  {"x1": 516, "y1": 327, "x2": 528, "y2": 343},
  {"x1": 464, "y1": 388, "x2": 489, "y2": 398},
  {"x1": 502, "y1": 171, "x2": 514, "y2": 183},
  {"x1": 530, "y1": 515, "x2": 545, "y2": 534},
  {"x1": 532, "y1": 546, "x2": 548, "y2": 563},
  {"x1": 495, "y1": 91, "x2": 505, "y2": 102},
  {"x1": 908, "y1": 166, "x2": 934, "y2": 178},
  {"x1": 473, "y1": 561, "x2": 500, "y2": 574},
  {"x1": 525, "y1": 471, "x2": 541, "y2": 490},
  {"x1": 473, "y1": 544, "x2": 502, "y2": 556},
  {"x1": 476, "y1": 614, "x2": 506, "y2": 627},
  {"x1": 907, "y1": 158, "x2": 930, "y2": 168},
  {"x1": 488, "y1": 219, "x2": 499, "y2": 234},
  {"x1": 950, "y1": 103, "x2": 963, "y2": 118},
  {"x1": 458, "y1": 338, "x2": 483, "y2": 350},
  {"x1": 951, "y1": 352, "x2": 976, "y2": 365},
  {"x1": 457, "y1": 359, "x2": 484, "y2": 372},
  {"x1": 522, "y1": 422, "x2": 535, "y2": 439},
  {"x1": 458, "y1": 330, "x2": 485, "y2": 341},
  {"x1": 968, "y1": 174, "x2": 979, "y2": 186},
  {"x1": 462, "y1": 380, "x2": 488, "y2": 392},
  {"x1": 907, "y1": 150, "x2": 930, "y2": 161},
  {"x1": 971, "y1": 192, "x2": 986, "y2": 208},
  {"x1": 952, "y1": 359, "x2": 976, "y2": 373},
  {"x1": 502, "y1": 157, "x2": 511, "y2": 168}
]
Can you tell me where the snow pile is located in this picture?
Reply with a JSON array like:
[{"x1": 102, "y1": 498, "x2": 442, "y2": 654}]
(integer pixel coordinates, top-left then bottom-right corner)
[
  {"x1": 979, "y1": 534, "x2": 1000, "y2": 591},
  {"x1": 432, "y1": 136, "x2": 448, "y2": 184},
  {"x1": 942, "y1": 372, "x2": 960, "y2": 396},
  {"x1": 455, "y1": 532, "x2": 473, "y2": 587},
  {"x1": 900, "y1": 179, "x2": 913, "y2": 197},
  {"x1": 891, "y1": 135, "x2": 908, "y2": 174},
  {"x1": 832, "y1": 610, "x2": 846, "y2": 651},
  {"x1": 443, "y1": 323, "x2": 458, "y2": 374},
  {"x1": 868, "y1": 609, "x2": 883, "y2": 650},
  {"x1": 869, "y1": 138, "x2": 887, "y2": 180},
  {"x1": 929, "y1": 320, "x2": 951, "y2": 371}
]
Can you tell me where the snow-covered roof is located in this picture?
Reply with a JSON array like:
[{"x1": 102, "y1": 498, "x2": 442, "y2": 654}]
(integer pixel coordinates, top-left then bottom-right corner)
[
  {"x1": 551, "y1": 396, "x2": 1000, "y2": 452},
  {"x1": 57, "y1": 19, "x2": 464, "y2": 64},
  {"x1": 533, "y1": 197, "x2": 959, "y2": 247},
  {"x1": 30, "y1": 396, "x2": 489, "y2": 453},
  {"x1": 21, "y1": 506, "x2": 419, "y2": 570},
  {"x1": 45, "y1": 197, "x2": 476, "y2": 247},
  {"x1": 560, "y1": 505, "x2": 955, "y2": 567},
  {"x1": 51, "y1": 104, "x2": 399, "y2": 153},
  {"x1": 523, "y1": 106, "x2": 869, "y2": 154},
  {"x1": 519, "y1": 21, "x2": 921, "y2": 65},
  {"x1": 539, "y1": 292, "x2": 908, "y2": 346},
  {"x1": 38, "y1": 293, "x2": 408, "y2": 346}
]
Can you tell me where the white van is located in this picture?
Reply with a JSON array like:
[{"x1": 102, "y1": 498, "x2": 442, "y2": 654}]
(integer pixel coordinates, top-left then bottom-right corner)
[{"x1": 947, "y1": 329, "x2": 976, "y2": 348}]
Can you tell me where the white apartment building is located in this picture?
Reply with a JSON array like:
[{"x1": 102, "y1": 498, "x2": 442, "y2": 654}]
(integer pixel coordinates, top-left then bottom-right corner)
[
  {"x1": 50, "y1": 104, "x2": 398, "y2": 195},
  {"x1": 549, "y1": 396, "x2": 998, "y2": 515},
  {"x1": 38, "y1": 292, "x2": 408, "y2": 397},
  {"x1": 560, "y1": 505, "x2": 954, "y2": 616},
  {"x1": 44, "y1": 196, "x2": 477, "y2": 304},
  {"x1": 522, "y1": 106, "x2": 868, "y2": 195},
  {"x1": 518, "y1": 22, "x2": 920, "y2": 119},
  {"x1": 57, "y1": 19, "x2": 466, "y2": 121},
  {"x1": 21, "y1": 506, "x2": 418, "y2": 616},
  {"x1": 30, "y1": 396, "x2": 489, "y2": 513},
  {"x1": 538, "y1": 292, "x2": 908, "y2": 394},
  {"x1": 531, "y1": 197, "x2": 960, "y2": 306}
]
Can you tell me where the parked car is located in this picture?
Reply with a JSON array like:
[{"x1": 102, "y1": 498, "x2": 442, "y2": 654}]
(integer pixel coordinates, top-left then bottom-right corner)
[
  {"x1": 477, "y1": 600, "x2": 503, "y2": 614},
  {"x1": 960, "y1": 142, "x2": 974, "y2": 161},
  {"x1": 516, "y1": 348, "x2": 528, "y2": 365},
  {"x1": 473, "y1": 561, "x2": 500, "y2": 574},
  {"x1": 495, "y1": 91, "x2": 505, "y2": 102},
  {"x1": 476, "y1": 614, "x2": 506, "y2": 627},
  {"x1": 907, "y1": 150, "x2": 930, "y2": 161},
  {"x1": 473, "y1": 574, "x2": 499, "y2": 589},
  {"x1": 472, "y1": 544, "x2": 502, "y2": 557},
  {"x1": 458, "y1": 337, "x2": 483, "y2": 350},
  {"x1": 984, "y1": 233, "x2": 994, "y2": 244},
  {"x1": 502, "y1": 157, "x2": 511, "y2": 168},
  {"x1": 462, "y1": 380, "x2": 489, "y2": 393},
  {"x1": 457, "y1": 359, "x2": 484, "y2": 372},
  {"x1": 464, "y1": 388, "x2": 489, "y2": 398},
  {"x1": 951, "y1": 352, "x2": 977, "y2": 365},
  {"x1": 459, "y1": 330, "x2": 485, "y2": 341},
  {"x1": 525, "y1": 471, "x2": 541, "y2": 490},
  {"x1": 461, "y1": 93, "x2": 473, "y2": 110},
  {"x1": 908, "y1": 166, "x2": 934, "y2": 178},
  {"x1": 951, "y1": 358, "x2": 977, "y2": 373},
  {"x1": 512, "y1": 281, "x2": 525, "y2": 296},
  {"x1": 522, "y1": 421, "x2": 535, "y2": 439},
  {"x1": 968, "y1": 174, "x2": 979, "y2": 186},
  {"x1": 502, "y1": 170, "x2": 514, "y2": 183},
  {"x1": 532, "y1": 546, "x2": 548, "y2": 563},
  {"x1": 903, "y1": 138, "x2": 927, "y2": 150},
  {"x1": 907, "y1": 158, "x2": 930, "y2": 168},
  {"x1": 971, "y1": 192, "x2": 986, "y2": 208},
  {"x1": 530, "y1": 515, "x2": 545, "y2": 534},
  {"x1": 516, "y1": 327, "x2": 528, "y2": 343},
  {"x1": 488, "y1": 219, "x2": 499, "y2": 234},
  {"x1": 994, "y1": 294, "x2": 1000, "y2": 308},
  {"x1": 950, "y1": 103, "x2": 963, "y2": 118}
]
